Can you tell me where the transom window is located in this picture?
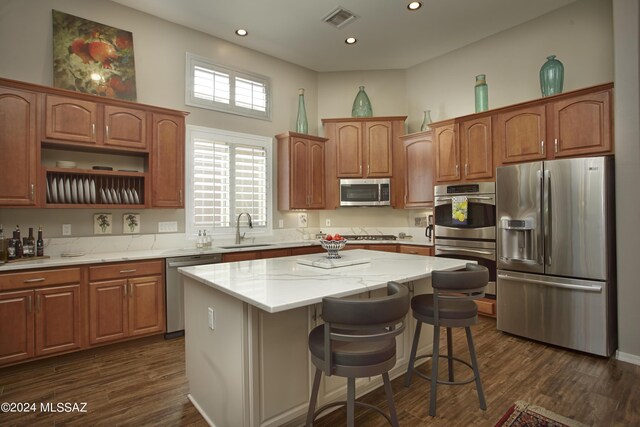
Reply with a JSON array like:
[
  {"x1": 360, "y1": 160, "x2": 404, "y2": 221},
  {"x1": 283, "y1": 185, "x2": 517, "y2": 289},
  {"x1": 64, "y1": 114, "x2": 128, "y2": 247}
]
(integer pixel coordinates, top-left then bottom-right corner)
[
  {"x1": 186, "y1": 53, "x2": 271, "y2": 120},
  {"x1": 186, "y1": 125, "x2": 272, "y2": 237}
]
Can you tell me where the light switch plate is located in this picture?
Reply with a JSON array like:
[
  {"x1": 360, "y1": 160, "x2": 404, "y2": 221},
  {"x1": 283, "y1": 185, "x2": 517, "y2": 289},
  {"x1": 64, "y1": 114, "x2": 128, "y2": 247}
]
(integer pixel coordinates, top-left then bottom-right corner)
[
  {"x1": 158, "y1": 221, "x2": 178, "y2": 233},
  {"x1": 325, "y1": 218, "x2": 331, "y2": 227},
  {"x1": 279, "y1": 219, "x2": 284, "y2": 228},
  {"x1": 208, "y1": 307, "x2": 215, "y2": 330}
]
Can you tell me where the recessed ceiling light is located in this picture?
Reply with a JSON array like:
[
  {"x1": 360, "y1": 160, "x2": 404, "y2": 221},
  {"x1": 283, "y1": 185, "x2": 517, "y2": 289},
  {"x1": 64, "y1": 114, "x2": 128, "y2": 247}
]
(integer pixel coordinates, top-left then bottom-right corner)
[
  {"x1": 345, "y1": 37, "x2": 357, "y2": 45},
  {"x1": 407, "y1": 1, "x2": 422, "y2": 11},
  {"x1": 235, "y1": 29, "x2": 248, "y2": 36}
]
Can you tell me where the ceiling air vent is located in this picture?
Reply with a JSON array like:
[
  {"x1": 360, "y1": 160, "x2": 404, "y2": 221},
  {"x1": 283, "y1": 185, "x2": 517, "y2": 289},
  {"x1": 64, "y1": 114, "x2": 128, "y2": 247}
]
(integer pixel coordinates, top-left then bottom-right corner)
[{"x1": 322, "y1": 7, "x2": 358, "y2": 29}]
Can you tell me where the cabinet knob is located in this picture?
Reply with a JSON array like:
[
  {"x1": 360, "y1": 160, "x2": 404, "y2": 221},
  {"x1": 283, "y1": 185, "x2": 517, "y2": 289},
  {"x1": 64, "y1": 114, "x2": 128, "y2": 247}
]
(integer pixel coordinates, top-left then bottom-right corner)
[
  {"x1": 27, "y1": 295, "x2": 33, "y2": 314},
  {"x1": 367, "y1": 164, "x2": 370, "y2": 176},
  {"x1": 540, "y1": 140, "x2": 545, "y2": 155},
  {"x1": 359, "y1": 165, "x2": 362, "y2": 176},
  {"x1": 465, "y1": 164, "x2": 469, "y2": 176},
  {"x1": 119, "y1": 269, "x2": 137, "y2": 274},
  {"x1": 455, "y1": 164, "x2": 459, "y2": 175},
  {"x1": 92, "y1": 123, "x2": 96, "y2": 137},
  {"x1": 23, "y1": 277, "x2": 45, "y2": 283},
  {"x1": 554, "y1": 138, "x2": 558, "y2": 153},
  {"x1": 106, "y1": 125, "x2": 110, "y2": 139},
  {"x1": 30, "y1": 183, "x2": 35, "y2": 201}
]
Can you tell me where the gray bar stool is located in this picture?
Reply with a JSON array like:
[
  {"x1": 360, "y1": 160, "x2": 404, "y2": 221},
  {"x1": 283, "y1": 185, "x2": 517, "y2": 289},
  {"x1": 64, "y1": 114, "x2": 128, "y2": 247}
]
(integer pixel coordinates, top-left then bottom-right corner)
[
  {"x1": 306, "y1": 281, "x2": 410, "y2": 427},
  {"x1": 404, "y1": 263, "x2": 489, "y2": 417}
]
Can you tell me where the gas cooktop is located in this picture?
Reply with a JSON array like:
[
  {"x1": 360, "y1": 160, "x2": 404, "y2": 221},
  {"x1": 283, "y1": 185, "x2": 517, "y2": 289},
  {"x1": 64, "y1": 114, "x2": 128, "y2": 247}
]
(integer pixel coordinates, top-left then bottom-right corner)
[{"x1": 341, "y1": 234, "x2": 398, "y2": 241}]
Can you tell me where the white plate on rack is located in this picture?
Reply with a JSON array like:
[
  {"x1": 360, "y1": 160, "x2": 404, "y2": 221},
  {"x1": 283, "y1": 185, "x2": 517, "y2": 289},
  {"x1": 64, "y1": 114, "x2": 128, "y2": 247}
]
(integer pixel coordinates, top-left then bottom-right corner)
[
  {"x1": 90, "y1": 179, "x2": 96, "y2": 203},
  {"x1": 50, "y1": 177, "x2": 58, "y2": 203},
  {"x1": 65, "y1": 178, "x2": 72, "y2": 204},
  {"x1": 84, "y1": 179, "x2": 90, "y2": 204},
  {"x1": 58, "y1": 177, "x2": 65, "y2": 203},
  {"x1": 46, "y1": 179, "x2": 51, "y2": 203},
  {"x1": 132, "y1": 188, "x2": 140, "y2": 204},
  {"x1": 77, "y1": 179, "x2": 84, "y2": 203},
  {"x1": 127, "y1": 189, "x2": 134, "y2": 204},
  {"x1": 101, "y1": 188, "x2": 109, "y2": 204},
  {"x1": 71, "y1": 178, "x2": 78, "y2": 203},
  {"x1": 110, "y1": 188, "x2": 119, "y2": 204},
  {"x1": 122, "y1": 188, "x2": 130, "y2": 204}
]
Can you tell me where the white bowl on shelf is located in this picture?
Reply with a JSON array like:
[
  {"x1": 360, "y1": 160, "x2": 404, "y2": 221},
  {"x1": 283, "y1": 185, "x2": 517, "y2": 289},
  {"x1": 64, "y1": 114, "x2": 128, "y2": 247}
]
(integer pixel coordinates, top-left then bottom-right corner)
[{"x1": 56, "y1": 161, "x2": 76, "y2": 169}]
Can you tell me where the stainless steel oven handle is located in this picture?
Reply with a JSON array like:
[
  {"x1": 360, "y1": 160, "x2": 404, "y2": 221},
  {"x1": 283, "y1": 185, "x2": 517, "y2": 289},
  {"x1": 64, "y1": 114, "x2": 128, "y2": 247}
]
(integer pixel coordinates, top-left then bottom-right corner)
[
  {"x1": 497, "y1": 273, "x2": 602, "y2": 293},
  {"x1": 437, "y1": 247, "x2": 495, "y2": 256}
]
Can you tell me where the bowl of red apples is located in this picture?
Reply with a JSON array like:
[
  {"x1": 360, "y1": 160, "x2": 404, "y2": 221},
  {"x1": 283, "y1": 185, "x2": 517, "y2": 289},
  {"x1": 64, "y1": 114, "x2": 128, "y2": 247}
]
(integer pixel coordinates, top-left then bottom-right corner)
[{"x1": 319, "y1": 234, "x2": 347, "y2": 259}]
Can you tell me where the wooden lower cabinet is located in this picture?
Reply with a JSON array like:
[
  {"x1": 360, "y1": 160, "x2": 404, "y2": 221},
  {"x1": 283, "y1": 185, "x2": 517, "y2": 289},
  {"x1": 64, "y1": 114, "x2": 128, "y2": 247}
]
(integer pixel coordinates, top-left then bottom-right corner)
[
  {"x1": 89, "y1": 266, "x2": 164, "y2": 345},
  {"x1": 0, "y1": 282, "x2": 82, "y2": 365},
  {"x1": 475, "y1": 298, "x2": 496, "y2": 318},
  {"x1": 398, "y1": 245, "x2": 433, "y2": 256}
]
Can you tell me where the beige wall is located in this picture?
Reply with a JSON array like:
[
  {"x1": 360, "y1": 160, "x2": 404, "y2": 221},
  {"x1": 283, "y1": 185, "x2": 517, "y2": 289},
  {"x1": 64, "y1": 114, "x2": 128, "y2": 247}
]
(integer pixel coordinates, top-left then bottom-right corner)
[
  {"x1": 405, "y1": 0, "x2": 614, "y2": 132},
  {"x1": 613, "y1": 0, "x2": 640, "y2": 360},
  {"x1": 0, "y1": 0, "x2": 318, "y2": 236}
]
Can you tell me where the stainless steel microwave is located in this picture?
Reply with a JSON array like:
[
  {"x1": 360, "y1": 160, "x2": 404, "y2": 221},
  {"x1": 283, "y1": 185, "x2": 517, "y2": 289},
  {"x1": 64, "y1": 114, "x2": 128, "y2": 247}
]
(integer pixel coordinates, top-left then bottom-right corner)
[{"x1": 339, "y1": 178, "x2": 391, "y2": 206}]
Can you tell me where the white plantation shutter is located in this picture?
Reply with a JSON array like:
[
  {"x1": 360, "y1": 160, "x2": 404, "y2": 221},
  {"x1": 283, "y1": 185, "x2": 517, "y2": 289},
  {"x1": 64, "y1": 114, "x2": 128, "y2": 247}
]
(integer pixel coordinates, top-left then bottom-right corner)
[
  {"x1": 186, "y1": 53, "x2": 271, "y2": 120},
  {"x1": 187, "y1": 126, "x2": 272, "y2": 237}
]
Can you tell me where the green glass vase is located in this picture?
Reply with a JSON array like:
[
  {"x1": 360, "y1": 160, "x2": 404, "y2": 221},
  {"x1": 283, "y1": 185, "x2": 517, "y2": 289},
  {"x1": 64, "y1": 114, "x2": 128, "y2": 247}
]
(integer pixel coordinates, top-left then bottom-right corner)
[
  {"x1": 351, "y1": 86, "x2": 373, "y2": 117},
  {"x1": 296, "y1": 88, "x2": 308, "y2": 134},
  {"x1": 420, "y1": 110, "x2": 432, "y2": 131},
  {"x1": 540, "y1": 55, "x2": 564, "y2": 97},
  {"x1": 474, "y1": 74, "x2": 488, "y2": 112}
]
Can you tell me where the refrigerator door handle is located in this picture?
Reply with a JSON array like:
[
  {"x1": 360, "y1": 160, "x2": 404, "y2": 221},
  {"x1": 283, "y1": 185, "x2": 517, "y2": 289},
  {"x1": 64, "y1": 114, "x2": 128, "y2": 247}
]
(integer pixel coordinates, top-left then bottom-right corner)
[
  {"x1": 544, "y1": 169, "x2": 552, "y2": 266},
  {"x1": 497, "y1": 273, "x2": 603, "y2": 293}
]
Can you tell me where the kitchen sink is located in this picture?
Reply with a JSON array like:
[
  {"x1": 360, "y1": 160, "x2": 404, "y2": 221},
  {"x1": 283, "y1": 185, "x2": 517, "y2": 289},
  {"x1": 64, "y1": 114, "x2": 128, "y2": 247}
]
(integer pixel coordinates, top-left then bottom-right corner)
[{"x1": 218, "y1": 244, "x2": 277, "y2": 249}]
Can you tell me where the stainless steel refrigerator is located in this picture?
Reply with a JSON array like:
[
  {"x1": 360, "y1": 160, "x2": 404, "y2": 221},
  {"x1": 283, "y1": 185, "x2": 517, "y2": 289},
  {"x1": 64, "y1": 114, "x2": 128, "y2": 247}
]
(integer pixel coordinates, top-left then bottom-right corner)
[{"x1": 496, "y1": 156, "x2": 616, "y2": 356}]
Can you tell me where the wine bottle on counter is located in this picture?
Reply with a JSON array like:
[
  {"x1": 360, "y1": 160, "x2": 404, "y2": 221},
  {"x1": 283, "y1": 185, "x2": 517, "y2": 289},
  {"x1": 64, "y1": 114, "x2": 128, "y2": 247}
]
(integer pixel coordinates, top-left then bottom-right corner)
[
  {"x1": 36, "y1": 226, "x2": 44, "y2": 257},
  {"x1": 0, "y1": 224, "x2": 5, "y2": 263},
  {"x1": 7, "y1": 230, "x2": 16, "y2": 261},
  {"x1": 27, "y1": 227, "x2": 36, "y2": 257},
  {"x1": 14, "y1": 226, "x2": 23, "y2": 258}
]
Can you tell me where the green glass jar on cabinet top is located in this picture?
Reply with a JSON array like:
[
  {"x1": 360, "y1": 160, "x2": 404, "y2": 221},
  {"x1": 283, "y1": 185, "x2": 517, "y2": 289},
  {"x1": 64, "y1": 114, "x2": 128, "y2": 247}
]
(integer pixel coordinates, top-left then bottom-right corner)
[
  {"x1": 474, "y1": 74, "x2": 488, "y2": 112},
  {"x1": 296, "y1": 88, "x2": 308, "y2": 134},
  {"x1": 351, "y1": 86, "x2": 373, "y2": 117},
  {"x1": 540, "y1": 55, "x2": 564, "y2": 97}
]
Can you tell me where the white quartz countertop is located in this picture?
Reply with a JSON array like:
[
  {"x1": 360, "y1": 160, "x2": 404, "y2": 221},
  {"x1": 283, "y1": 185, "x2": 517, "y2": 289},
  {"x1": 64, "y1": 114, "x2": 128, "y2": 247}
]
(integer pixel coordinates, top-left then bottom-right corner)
[
  {"x1": 0, "y1": 239, "x2": 432, "y2": 272},
  {"x1": 178, "y1": 249, "x2": 470, "y2": 313}
]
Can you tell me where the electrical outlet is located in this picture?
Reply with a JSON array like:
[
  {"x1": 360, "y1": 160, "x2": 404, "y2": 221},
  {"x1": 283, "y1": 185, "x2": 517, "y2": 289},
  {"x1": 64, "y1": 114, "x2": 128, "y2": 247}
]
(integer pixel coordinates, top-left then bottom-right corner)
[
  {"x1": 297, "y1": 213, "x2": 308, "y2": 228},
  {"x1": 325, "y1": 218, "x2": 331, "y2": 227},
  {"x1": 158, "y1": 221, "x2": 178, "y2": 233},
  {"x1": 62, "y1": 224, "x2": 71, "y2": 236},
  {"x1": 208, "y1": 307, "x2": 215, "y2": 330},
  {"x1": 278, "y1": 219, "x2": 284, "y2": 228}
]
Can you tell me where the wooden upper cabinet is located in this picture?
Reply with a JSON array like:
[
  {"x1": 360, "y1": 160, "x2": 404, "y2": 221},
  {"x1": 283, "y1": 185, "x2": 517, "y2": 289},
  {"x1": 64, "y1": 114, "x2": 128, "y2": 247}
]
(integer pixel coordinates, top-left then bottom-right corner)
[
  {"x1": 497, "y1": 104, "x2": 547, "y2": 164},
  {"x1": 434, "y1": 123, "x2": 460, "y2": 182},
  {"x1": 277, "y1": 132, "x2": 327, "y2": 210},
  {"x1": 399, "y1": 131, "x2": 433, "y2": 208},
  {"x1": 104, "y1": 105, "x2": 147, "y2": 150},
  {"x1": 550, "y1": 89, "x2": 612, "y2": 158},
  {"x1": 364, "y1": 121, "x2": 393, "y2": 177},
  {"x1": 45, "y1": 95, "x2": 99, "y2": 144},
  {"x1": 0, "y1": 86, "x2": 37, "y2": 206},
  {"x1": 151, "y1": 113, "x2": 185, "y2": 207},
  {"x1": 335, "y1": 122, "x2": 362, "y2": 177},
  {"x1": 461, "y1": 116, "x2": 493, "y2": 180}
]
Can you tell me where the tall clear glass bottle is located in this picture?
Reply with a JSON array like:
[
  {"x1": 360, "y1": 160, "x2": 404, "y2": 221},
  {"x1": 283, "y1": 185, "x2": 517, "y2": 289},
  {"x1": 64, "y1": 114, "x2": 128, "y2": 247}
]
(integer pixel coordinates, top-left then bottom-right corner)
[
  {"x1": 474, "y1": 74, "x2": 488, "y2": 112},
  {"x1": 296, "y1": 88, "x2": 308, "y2": 134}
]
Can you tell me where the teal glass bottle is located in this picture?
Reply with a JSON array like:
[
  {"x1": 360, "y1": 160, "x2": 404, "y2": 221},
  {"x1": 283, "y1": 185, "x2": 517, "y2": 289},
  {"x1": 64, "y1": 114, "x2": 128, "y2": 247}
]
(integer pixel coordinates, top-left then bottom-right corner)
[
  {"x1": 474, "y1": 74, "x2": 488, "y2": 112},
  {"x1": 540, "y1": 55, "x2": 564, "y2": 97},
  {"x1": 351, "y1": 86, "x2": 373, "y2": 117},
  {"x1": 296, "y1": 88, "x2": 308, "y2": 134}
]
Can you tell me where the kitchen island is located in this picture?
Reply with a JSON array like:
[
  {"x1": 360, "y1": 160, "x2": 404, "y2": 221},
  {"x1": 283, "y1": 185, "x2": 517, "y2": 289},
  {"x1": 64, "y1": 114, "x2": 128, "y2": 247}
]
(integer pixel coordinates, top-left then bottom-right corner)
[{"x1": 179, "y1": 250, "x2": 470, "y2": 427}]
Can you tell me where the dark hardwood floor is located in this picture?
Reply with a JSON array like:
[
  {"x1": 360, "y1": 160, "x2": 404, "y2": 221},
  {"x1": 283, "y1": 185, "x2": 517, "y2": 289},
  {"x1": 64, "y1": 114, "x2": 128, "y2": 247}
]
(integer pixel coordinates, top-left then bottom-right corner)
[{"x1": 1, "y1": 317, "x2": 639, "y2": 426}]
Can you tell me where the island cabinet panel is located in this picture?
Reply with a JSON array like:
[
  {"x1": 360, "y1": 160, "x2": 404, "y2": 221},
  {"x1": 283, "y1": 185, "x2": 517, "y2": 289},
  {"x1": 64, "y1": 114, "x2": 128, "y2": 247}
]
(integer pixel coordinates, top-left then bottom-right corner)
[
  {"x1": 497, "y1": 104, "x2": 547, "y2": 164},
  {"x1": 151, "y1": 113, "x2": 185, "y2": 207},
  {"x1": 45, "y1": 95, "x2": 100, "y2": 144},
  {"x1": 0, "y1": 86, "x2": 38, "y2": 206},
  {"x1": 550, "y1": 89, "x2": 612, "y2": 158}
]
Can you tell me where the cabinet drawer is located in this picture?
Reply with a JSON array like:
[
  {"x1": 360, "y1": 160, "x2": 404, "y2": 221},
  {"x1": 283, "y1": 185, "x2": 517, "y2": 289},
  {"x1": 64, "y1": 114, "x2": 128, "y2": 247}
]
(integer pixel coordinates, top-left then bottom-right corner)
[
  {"x1": 0, "y1": 268, "x2": 81, "y2": 292},
  {"x1": 398, "y1": 245, "x2": 432, "y2": 256},
  {"x1": 259, "y1": 248, "x2": 291, "y2": 259},
  {"x1": 89, "y1": 260, "x2": 163, "y2": 281},
  {"x1": 475, "y1": 298, "x2": 496, "y2": 317}
]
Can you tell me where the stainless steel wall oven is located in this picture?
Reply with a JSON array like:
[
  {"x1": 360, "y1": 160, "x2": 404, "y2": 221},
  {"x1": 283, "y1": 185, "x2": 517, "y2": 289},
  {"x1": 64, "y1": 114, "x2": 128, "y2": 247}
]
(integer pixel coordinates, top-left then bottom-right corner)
[{"x1": 434, "y1": 182, "x2": 497, "y2": 296}]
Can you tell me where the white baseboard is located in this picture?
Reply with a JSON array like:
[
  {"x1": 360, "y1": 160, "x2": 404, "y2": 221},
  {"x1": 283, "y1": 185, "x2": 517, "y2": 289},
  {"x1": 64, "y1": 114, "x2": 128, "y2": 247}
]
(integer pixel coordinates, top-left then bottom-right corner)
[
  {"x1": 187, "y1": 394, "x2": 216, "y2": 427},
  {"x1": 616, "y1": 350, "x2": 640, "y2": 366}
]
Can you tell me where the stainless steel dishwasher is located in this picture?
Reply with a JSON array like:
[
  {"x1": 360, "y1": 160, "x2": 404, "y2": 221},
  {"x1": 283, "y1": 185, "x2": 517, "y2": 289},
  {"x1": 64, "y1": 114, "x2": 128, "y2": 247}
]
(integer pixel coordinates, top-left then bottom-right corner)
[{"x1": 165, "y1": 253, "x2": 222, "y2": 338}]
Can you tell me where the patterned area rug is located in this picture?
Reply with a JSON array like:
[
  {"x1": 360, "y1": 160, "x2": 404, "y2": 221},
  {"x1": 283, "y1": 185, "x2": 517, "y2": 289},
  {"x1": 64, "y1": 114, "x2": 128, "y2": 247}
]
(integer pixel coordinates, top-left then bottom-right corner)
[{"x1": 495, "y1": 401, "x2": 587, "y2": 427}]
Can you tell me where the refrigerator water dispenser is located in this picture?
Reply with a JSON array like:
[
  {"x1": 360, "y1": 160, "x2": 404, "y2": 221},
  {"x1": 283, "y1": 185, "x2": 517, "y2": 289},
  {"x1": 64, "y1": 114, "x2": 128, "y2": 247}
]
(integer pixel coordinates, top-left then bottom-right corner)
[{"x1": 499, "y1": 218, "x2": 536, "y2": 262}]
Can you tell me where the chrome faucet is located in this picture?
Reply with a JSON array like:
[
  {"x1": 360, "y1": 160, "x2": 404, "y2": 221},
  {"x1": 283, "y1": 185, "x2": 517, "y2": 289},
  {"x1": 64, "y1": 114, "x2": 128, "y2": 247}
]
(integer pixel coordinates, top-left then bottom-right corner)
[{"x1": 235, "y1": 212, "x2": 253, "y2": 244}]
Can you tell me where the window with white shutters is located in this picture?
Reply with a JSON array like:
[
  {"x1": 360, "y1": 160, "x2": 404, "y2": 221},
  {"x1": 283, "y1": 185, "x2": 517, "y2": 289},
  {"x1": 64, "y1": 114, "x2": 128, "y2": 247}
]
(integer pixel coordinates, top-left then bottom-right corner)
[
  {"x1": 186, "y1": 126, "x2": 272, "y2": 237},
  {"x1": 186, "y1": 53, "x2": 271, "y2": 120}
]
